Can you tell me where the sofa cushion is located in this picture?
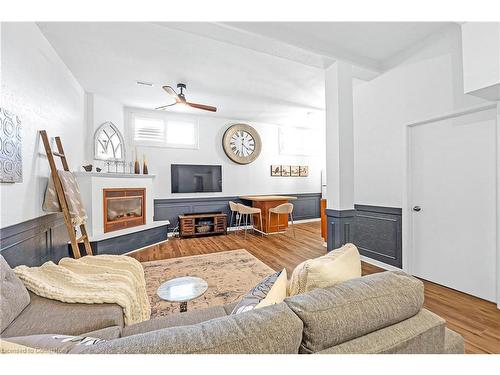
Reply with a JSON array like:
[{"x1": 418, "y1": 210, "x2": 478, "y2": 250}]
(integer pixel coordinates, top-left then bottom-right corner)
[
  {"x1": 1, "y1": 291, "x2": 124, "y2": 338},
  {"x1": 231, "y1": 269, "x2": 287, "y2": 314},
  {"x1": 288, "y1": 243, "x2": 361, "y2": 296},
  {"x1": 122, "y1": 304, "x2": 228, "y2": 337},
  {"x1": 6, "y1": 334, "x2": 106, "y2": 354},
  {"x1": 75, "y1": 303, "x2": 303, "y2": 354},
  {"x1": 284, "y1": 271, "x2": 424, "y2": 353},
  {"x1": 0, "y1": 255, "x2": 31, "y2": 332}
]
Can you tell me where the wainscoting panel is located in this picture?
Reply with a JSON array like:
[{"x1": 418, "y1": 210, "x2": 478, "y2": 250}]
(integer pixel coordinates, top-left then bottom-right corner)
[
  {"x1": 353, "y1": 205, "x2": 402, "y2": 268},
  {"x1": 154, "y1": 193, "x2": 322, "y2": 231},
  {"x1": 0, "y1": 213, "x2": 70, "y2": 267},
  {"x1": 326, "y1": 204, "x2": 402, "y2": 268}
]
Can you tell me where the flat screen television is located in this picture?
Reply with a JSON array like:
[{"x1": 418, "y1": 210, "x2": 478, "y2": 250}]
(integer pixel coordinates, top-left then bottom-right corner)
[{"x1": 171, "y1": 164, "x2": 222, "y2": 193}]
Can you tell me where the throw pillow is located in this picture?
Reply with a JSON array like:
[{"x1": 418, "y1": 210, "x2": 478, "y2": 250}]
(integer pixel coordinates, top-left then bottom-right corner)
[
  {"x1": 5, "y1": 334, "x2": 106, "y2": 354},
  {"x1": 288, "y1": 243, "x2": 361, "y2": 296},
  {"x1": 231, "y1": 269, "x2": 288, "y2": 314}
]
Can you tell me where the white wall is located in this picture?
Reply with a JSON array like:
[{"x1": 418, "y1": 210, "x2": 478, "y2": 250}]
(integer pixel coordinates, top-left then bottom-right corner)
[
  {"x1": 353, "y1": 24, "x2": 488, "y2": 208},
  {"x1": 85, "y1": 93, "x2": 126, "y2": 163},
  {"x1": 0, "y1": 23, "x2": 86, "y2": 228},
  {"x1": 461, "y1": 22, "x2": 500, "y2": 94},
  {"x1": 125, "y1": 108, "x2": 325, "y2": 199}
]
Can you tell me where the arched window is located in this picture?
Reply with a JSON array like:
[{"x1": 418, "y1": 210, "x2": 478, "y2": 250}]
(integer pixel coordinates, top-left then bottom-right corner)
[{"x1": 94, "y1": 122, "x2": 125, "y2": 161}]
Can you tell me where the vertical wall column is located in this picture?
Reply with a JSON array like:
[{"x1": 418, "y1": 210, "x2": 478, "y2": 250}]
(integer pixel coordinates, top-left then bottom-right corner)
[{"x1": 325, "y1": 61, "x2": 355, "y2": 250}]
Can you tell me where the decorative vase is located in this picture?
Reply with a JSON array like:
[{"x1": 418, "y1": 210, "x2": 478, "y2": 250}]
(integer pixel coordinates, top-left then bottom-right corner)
[
  {"x1": 134, "y1": 148, "x2": 140, "y2": 174},
  {"x1": 143, "y1": 154, "x2": 149, "y2": 175}
]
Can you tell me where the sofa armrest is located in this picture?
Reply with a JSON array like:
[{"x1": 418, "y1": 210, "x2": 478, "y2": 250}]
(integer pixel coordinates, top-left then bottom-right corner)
[
  {"x1": 316, "y1": 309, "x2": 446, "y2": 354},
  {"x1": 1, "y1": 292, "x2": 124, "y2": 338},
  {"x1": 444, "y1": 328, "x2": 465, "y2": 354}
]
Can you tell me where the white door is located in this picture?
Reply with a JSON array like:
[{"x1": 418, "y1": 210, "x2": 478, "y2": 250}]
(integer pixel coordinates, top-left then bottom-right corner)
[{"x1": 409, "y1": 108, "x2": 497, "y2": 302}]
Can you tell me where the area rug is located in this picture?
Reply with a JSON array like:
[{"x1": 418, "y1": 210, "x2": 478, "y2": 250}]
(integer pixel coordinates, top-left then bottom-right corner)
[{"x1": 142, "y1": 249, "x2": 275, "y2": 318}]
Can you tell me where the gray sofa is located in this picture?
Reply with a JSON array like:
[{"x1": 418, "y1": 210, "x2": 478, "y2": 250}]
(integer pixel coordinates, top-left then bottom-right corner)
[{"x1": 1, "y1": 255, "x2": 464, "y2": 354}]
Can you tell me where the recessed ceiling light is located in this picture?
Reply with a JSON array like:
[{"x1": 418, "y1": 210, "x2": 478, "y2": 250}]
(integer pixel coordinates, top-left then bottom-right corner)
[{"x1": 136, "y1": 81, "x2": 154, "y2": 87}]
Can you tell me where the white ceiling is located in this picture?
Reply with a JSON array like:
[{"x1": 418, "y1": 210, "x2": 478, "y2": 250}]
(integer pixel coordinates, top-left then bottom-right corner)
[{"x1": 38, "y1": 22, "x2": 451, "y2": 125}]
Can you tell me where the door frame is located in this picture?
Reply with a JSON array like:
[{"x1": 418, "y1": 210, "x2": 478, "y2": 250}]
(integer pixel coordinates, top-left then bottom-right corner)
[{"x1": 402, "y1": 102, "x2": 500, "y2": 308}]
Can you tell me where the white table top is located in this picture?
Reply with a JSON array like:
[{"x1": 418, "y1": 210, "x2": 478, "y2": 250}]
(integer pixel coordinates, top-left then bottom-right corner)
[{"x1": 157, "y1": 276, "x2": 208, "y2": 302}]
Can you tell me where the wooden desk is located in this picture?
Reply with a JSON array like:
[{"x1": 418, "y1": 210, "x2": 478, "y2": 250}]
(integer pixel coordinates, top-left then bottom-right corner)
[{"x1": 239, "y1": 195, "x2": 297, "y2": 234}]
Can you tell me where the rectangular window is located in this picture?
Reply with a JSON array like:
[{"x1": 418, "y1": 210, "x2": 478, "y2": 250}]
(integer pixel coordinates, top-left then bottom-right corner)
[
  {"x1": 130, "y1": 114, "x2": 198, "y2": 149},
  {"x1": 132, "y1": 116, "x2": 165, "y2": 146}
]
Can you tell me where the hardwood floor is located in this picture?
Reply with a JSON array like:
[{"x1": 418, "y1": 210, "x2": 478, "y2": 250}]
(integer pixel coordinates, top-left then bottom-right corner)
[{"x1": 130, "y1": 221, "x2": 500, "y2": 354}]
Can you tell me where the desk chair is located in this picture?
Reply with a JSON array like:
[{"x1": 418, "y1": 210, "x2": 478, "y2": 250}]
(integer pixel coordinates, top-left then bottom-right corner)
[{"x1": 268, "y1": 203, "x2": 295, "y2": 237}]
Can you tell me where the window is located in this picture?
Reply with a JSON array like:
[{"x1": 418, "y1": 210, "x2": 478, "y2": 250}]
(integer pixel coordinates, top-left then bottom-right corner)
[
  {"x1": 131, "y1": 114, "x2": 198, "y2": 149},
  {"x1": 279, "y1": 127, "x2": 321, "y2": 156},
  {"x1": 94, "y1": 122, "x2": 125, "y2": 161},
  {"x1": 165, "y1": 120, "x2": 198, "y2": 149},
  {"x1": 132, "y1": 116, "x2": 165, "y2": 146}
]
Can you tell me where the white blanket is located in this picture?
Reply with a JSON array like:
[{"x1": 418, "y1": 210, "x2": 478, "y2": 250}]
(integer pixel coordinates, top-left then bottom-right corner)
[{"x1": 14, "y1": 255, "x2": 151, "y2": 326}]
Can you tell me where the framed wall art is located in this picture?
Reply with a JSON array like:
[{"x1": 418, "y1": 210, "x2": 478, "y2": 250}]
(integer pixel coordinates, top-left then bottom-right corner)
[
  {"x1": 271, "y1": 165, "x2": 282, "y2": 176},
  {"x1": 281, "y1": 165, "x2": 291, "y2": 177},
  {"x1": 0, "y1": 108, "x2": 22, "y2": 183}
]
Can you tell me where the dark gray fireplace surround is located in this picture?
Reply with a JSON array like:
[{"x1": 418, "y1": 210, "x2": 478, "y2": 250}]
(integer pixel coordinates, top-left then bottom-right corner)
[{"x1": 0, "y1": 194, "x2": 401, "y2": 269}]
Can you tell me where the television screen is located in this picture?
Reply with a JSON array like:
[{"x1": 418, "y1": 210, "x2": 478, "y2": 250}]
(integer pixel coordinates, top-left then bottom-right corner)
[{"x1": 171, "y1": 164, "x2": 222, "y2": 193}]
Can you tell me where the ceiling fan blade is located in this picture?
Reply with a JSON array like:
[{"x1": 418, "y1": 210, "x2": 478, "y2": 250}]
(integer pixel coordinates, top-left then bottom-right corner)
[
  {"x1": 186, "y1": 101, "x2": 217, "y2": 112},
  {"x1": 162, "y1": 86, "x2": 182, "y2": 103},
  {"x1": 155, "y1": 102, "x2": 177, "y2": 110}
]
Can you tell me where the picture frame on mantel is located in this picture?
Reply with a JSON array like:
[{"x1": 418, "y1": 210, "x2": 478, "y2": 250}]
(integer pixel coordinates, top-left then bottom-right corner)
[{"x1": 290, "y1": 166, "x2": 300, "y2": 177}]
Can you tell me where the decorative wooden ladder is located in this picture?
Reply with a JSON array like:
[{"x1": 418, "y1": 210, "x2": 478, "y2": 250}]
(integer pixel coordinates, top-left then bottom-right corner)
[{"x1": 39, "y1": 130, "x2": 93, "y2": 259}]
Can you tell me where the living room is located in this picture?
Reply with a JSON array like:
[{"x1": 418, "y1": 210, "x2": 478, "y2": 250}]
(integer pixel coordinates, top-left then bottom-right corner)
[{"x1": 1, "y1": 0, "x2": 500, "y2": 371}]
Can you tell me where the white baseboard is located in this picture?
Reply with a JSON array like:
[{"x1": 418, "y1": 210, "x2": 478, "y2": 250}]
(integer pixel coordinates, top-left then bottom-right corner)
[{"x1": 360, "y1": 256, "x2": 401, "y2": 272}]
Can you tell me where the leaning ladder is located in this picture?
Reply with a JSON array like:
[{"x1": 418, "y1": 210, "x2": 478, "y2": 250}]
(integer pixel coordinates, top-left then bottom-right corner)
[{"x1": 39, "y1": 130, "x2": 93, "y2": 259}]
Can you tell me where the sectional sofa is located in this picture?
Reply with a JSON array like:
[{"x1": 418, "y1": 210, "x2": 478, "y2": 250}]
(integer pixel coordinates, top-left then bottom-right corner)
[{"x1": 1, "y1": 255, "x2": 464, "y2": 354}]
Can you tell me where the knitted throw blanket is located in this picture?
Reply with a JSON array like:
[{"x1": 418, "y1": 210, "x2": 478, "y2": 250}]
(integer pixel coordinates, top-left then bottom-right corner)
[{"x1": 14, "y1": 255, "x2": 151, "y2": 326}]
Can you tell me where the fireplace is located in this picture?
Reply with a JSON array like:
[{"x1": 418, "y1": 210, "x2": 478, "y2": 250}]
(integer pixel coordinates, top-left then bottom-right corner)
[{"x1": 103, "y1": 188, "x2": 146, "y2": 233}]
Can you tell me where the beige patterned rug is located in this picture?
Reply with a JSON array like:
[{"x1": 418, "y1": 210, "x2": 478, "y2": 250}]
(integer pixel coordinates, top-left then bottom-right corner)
[{"x1": 142, "y1": 249, "x2": 275, "y2": 318}]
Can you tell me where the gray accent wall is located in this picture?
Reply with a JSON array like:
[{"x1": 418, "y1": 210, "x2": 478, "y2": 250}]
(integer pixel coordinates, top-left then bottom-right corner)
[
  {"x1": 326, "y1": 204, "x2": 402, "y2": 268},
  {"x1": 154, "y1": 193, "x2": 321, "y2": 231},
  {"x1": 0, "y1": 213, "x2": 69, "y2": 267}
]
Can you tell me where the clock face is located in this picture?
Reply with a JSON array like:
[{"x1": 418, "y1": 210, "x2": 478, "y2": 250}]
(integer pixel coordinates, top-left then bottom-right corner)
[
  {"x1": 222, "y1": 124, "x2": 261, "y2": 164},
  {"x1": 230, "y1": 130, "x2": 255, "y2": 157}
]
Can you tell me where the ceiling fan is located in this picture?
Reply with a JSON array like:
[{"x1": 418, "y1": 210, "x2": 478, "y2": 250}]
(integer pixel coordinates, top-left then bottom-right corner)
[{"x1": 155, "y1": 83, "x2": 217, "y2": 112}]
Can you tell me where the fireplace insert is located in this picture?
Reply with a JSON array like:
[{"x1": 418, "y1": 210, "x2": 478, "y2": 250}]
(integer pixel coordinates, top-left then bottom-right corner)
[{"x1": 103, "y1": 188, "x2": 146, "y2": 233}]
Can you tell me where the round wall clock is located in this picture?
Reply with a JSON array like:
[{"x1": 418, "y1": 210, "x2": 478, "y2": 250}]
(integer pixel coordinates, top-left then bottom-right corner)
[{"x1": 222, "y1": 123, "x2": 262, "y2": 164}]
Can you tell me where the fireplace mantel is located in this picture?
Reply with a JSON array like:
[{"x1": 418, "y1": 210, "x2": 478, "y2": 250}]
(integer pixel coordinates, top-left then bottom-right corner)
[
  {"x1": 76, "y1": 172, "x2": 156, "y2": 240},
  {"x1": 74, "y1": 171, "x2": 156, "y2": 179}
]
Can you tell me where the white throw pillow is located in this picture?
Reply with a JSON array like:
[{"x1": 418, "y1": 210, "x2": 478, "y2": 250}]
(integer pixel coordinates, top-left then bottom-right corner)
[{"x1": 288, "y1": 243, "x2": 361, "y2": 296}]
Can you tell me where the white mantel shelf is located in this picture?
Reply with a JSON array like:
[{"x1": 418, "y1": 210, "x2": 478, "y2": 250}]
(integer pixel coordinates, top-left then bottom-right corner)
[{"x1": 74, "y1": 171, "x2": 156, "y2": 178}]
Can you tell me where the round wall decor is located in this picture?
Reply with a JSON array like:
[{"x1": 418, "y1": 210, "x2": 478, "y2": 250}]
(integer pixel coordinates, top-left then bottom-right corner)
[{"x1": 222, "y1": 123, "x2": 262, "y2": 164}]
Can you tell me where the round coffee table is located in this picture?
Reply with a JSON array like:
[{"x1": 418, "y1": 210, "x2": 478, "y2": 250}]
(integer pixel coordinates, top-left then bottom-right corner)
[{"x1": 157, "y1": 276, "x2": 208, "y2": 313}]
